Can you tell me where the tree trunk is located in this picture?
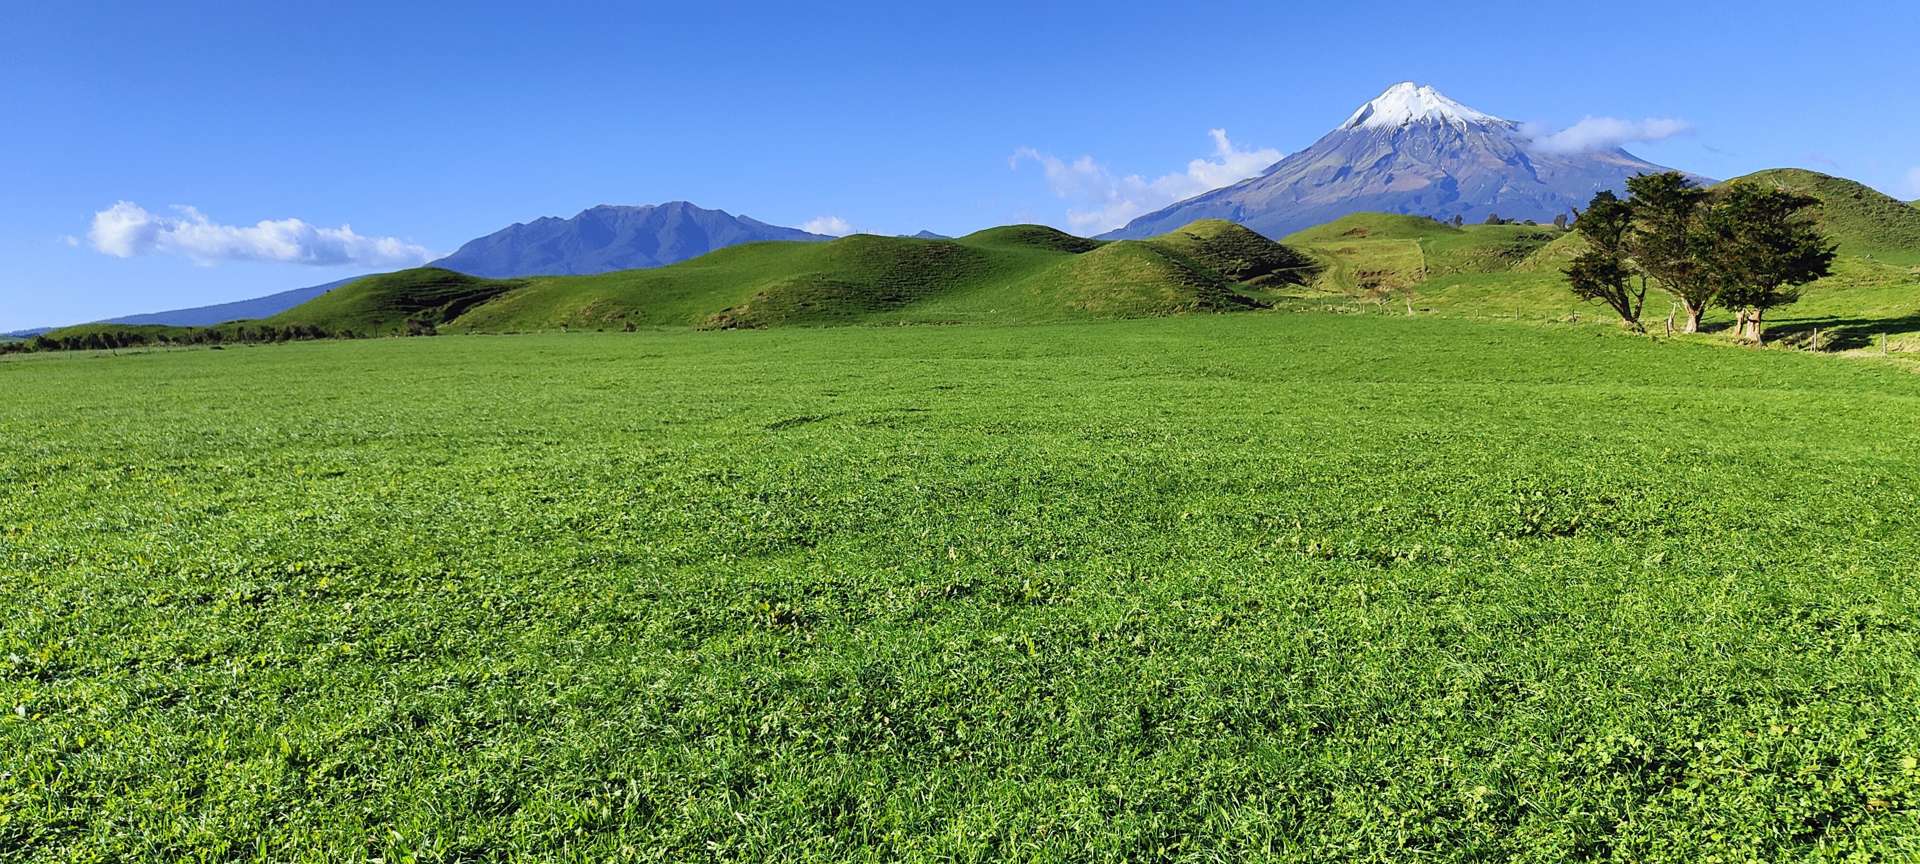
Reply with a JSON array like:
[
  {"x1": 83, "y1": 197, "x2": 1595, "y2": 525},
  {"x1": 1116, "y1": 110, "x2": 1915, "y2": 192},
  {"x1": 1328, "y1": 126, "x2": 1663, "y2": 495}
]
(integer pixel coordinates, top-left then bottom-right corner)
[
  {"x1": 1744, "y1": 308, "x2": 1765, "y2": 343},
  {"x1": 1682, "y1": 302, "x2": 1703, "y2": 334}
]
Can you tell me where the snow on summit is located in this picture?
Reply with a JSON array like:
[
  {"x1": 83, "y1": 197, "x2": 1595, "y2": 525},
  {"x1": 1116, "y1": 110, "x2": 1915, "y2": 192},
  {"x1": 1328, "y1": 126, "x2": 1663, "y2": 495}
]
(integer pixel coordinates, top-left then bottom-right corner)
[
  {"x1": 1100, "y1": 80, "x2": 1686, "y2": 239},
  {"x1": 1341, "y1": 82, "x2": 1508, "y2": 131}
]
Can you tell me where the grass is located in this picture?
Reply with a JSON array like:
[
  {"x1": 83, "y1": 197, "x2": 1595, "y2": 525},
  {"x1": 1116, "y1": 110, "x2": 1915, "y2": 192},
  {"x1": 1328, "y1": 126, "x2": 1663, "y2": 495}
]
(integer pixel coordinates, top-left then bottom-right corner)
[
  {"x1": 27, "y1": 186, "x2": 1913, "y2": 351},
  {"x1": 1275, "y1": 204, "x2": 1920, "y2": 349},
  {"x1": 5, "y1": 315, "x2": 1920, "y2": 860},
  {"x1": 1724, "y1": 169, "x2": 1920, "y2": 266},
  {"x1": 262, "y1": 223, "x2": 1311, "y2": 335},
  {"x1": 1283, "y1": 215, "x2": 1563, "y2": 300},
  {"x1": 1145, "y1": 220, "x2": 1322, "y2": 287},
  {"x1": 267, "y1": 269, "x2": 527, "y2": 335},
  {"x1": 31, "y1": 322, "x2": 200, "y2": 343}
]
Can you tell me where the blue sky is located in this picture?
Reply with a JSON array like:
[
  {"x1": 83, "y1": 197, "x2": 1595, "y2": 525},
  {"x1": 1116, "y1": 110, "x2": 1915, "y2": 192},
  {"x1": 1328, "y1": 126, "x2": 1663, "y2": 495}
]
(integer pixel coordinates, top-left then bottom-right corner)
[{"x1": 3, "y1": 0, "x2": 1916, "y2": 330}]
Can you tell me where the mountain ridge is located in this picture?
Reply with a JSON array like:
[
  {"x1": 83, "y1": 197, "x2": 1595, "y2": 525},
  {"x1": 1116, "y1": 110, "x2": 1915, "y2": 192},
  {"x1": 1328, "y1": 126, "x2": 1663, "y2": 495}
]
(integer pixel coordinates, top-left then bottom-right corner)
[
  {"x1": 1102, "y1": 82, "x2": 1698, "y2": 241},
  {"x1": 26, "y1": 203, "x2": 829, "y2": 331},
  {"x1": 94, "y1": 277, "x2": 363, "y2": 328},
  {"x1": 429, "y1": 201, "x2": 832, "y2": 277}
]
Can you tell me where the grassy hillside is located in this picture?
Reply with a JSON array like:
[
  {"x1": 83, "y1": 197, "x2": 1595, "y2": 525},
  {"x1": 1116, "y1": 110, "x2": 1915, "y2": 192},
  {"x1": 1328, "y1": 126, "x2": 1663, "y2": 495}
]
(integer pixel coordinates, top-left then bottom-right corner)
[
  {"x1": 1146, "y1": 219, "x2": 1321, "y2": 286},
  {"x1": 25, "y1": 172, "x2": 1916, "y2": 353},
  {"x1": 37, "y1": 322, "x2": 197, "y2": 343},
  {"x1": 29, "y1": 320, "x2": 338, "y2": 351},
  {"x1": 1721, "y1": 168, "x2": 1920, "y2": 266},
  {"x1": 1283, "y1": 214, "x2": 1564, "y2": 298},
  {"x1": 1015, "y1": 240, "x2": 1260, "y2": 315},
  {"x1": 952, "y1": 223, "x2": 1101, "y2": 254},
  {"x1": 271, "y1": 224, "x2": 1311, "y2": 334},
  {"x1": 7, "y1": 317, "x2": 1920, "y2": 859},
  {"x1": 1511, "y1": 230, "x2": 1589, "y2": 273},
  {"x1": 1273, "y1": 179, "x2": 1920, "y2": 346},
  {"x1": 1283, "y1": 212, "x2": 1463, "y2": 243},
  {"x1": 268, "y1": 268, "x2": 525, "y2": 335}
]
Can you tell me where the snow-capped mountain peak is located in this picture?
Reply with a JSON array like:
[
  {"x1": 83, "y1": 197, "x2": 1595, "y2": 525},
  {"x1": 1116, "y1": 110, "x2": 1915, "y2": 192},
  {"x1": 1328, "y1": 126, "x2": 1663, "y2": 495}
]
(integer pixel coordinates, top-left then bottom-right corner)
[
  {"x1": 1341, "y1": 82, "x2": 1508, "y2": 131},
  {"x1": 1100, "y1": 81, "x2": 1692, "y2": 240}
]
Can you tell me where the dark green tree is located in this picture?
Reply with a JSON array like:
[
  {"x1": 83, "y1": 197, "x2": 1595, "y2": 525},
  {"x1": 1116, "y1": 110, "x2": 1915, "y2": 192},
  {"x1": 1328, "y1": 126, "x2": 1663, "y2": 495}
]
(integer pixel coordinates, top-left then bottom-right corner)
[
  {"x1": 1625, "y1": 172, "x2": 1715, "y2": 333},
  {"x1": 1704, "y1": 184, "x2": 1836, "y2": 343},
  {"x1": 1565, "y1": 191, "x2": 1645, "y2": 331}
]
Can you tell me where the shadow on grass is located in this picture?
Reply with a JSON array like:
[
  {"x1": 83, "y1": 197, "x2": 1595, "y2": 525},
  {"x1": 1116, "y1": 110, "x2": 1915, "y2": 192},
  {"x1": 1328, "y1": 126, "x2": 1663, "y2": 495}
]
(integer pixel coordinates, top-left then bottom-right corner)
[{"x1": 1766, "y1": 312, "x2": 1920, "y2": 351}]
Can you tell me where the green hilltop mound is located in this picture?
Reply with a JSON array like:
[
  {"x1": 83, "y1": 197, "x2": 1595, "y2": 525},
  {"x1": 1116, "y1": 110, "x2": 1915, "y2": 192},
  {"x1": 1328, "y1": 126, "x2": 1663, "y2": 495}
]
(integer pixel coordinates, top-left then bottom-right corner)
[
  {"x1": 698, "y1": 235, "x2": 996, "y2": 328},
  {"x1": 1146, "y1": 220, "x2": 1322, "y2": 286},
  {"x1": 1719, "y1": 168, "x2": 1920, "y2": 265},
  {"x1": 1021, "y1": 240, "x2": 1263, "y2": 316},
  {"x1": 269, "y1": 268, "x2": 526, "y2": 335},
  {"x1": 955, "y1": 224, "x2": 1104, "y2": 254}
]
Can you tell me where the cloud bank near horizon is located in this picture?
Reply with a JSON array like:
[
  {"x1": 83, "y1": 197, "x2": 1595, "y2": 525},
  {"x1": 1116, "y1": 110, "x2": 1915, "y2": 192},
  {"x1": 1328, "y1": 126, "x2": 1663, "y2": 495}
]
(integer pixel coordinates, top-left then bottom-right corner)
[
  {"x1": 1013, "y1": 129, "x2": 1281, "y2": 234},
  {"x1": 802, "y1": 215, "x2": 855, "y2": 236},
  {"x1": 88, "y1": 202, "x2": 434, "y2": 268},
  {"x1": 1523, "y1": 116, "x2": 1693, "y2": 155}
]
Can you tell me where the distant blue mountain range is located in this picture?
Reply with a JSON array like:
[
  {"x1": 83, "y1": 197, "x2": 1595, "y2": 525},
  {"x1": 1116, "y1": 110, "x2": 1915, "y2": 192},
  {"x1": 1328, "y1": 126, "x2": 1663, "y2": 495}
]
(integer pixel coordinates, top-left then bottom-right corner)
[
  {"x1": 97, "y1": 277, "x2": 362, "y2": 328},
  {"x1": 429, "y1": 201, "x2": 830, "y2": 277},
  {"x1": 24, "y1": 203, "x2": 830, "y2": 331}
]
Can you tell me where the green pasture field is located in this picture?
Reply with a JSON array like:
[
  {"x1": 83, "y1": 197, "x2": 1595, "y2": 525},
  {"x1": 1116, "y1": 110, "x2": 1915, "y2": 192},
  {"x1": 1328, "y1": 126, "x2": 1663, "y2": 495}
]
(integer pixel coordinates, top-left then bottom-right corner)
[{"x1": 4, "y1": 314, "x2": 1920, "y2": 861}]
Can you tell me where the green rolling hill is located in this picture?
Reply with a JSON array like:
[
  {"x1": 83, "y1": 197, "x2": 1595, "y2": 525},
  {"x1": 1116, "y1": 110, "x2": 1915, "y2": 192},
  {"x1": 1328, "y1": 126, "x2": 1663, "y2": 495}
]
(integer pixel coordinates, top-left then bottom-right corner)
[
  {"x1": 1266, "y1": 171, "x2": 1920, "y2": 344},
  {"x1": 262, "y1": 221, "x2": 1308, "y2": 333},
  {"x1": 266, "y1": 269, "x2": 526, "y2": 335},
  {"x1": 1720, "y1": 168, "x2": 1920, "y2": 266},
  {"x1": 1511, "y1": 230, "x2": 1588, "y2": 274},
  {"x1": 22, "y1": 171, "x2": 1920, "y2": 354},
  {"x1": 1281, "y1": 214, "x2": 1563, "y2": 297},
  {"x1": 27, "y1": 222, "x2": 1305, "y2": 345}
]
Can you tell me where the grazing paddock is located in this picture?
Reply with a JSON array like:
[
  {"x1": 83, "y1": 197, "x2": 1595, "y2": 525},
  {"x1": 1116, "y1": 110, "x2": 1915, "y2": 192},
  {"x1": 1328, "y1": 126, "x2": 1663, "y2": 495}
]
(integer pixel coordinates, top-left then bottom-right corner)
[{"x1": 4, "y1": 314, "x2": 1918, "y2": 861}]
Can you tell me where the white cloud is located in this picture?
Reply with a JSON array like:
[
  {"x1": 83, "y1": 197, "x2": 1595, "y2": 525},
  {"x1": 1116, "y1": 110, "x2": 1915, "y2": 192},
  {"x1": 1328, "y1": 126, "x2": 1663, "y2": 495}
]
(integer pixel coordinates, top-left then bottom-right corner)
[
  {"x1": 87, "y1": 201, "x2": 433, "y2": 268},
  {"x1": 1523, "y1": 116, "x2": 1693, "y2": 155},
  {"x1": 61, "y1": 235, "x2": 80, "y2": 247},
  {"x1": 802, "y1": 215, "x2": 854, "y2": 236},
  {"x1": 1012, "y1": 129, "x2": 1282, "y2": 234},
  {"x1": 1903, "y1": 167, "x2": 1920, "y2": 199}
]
